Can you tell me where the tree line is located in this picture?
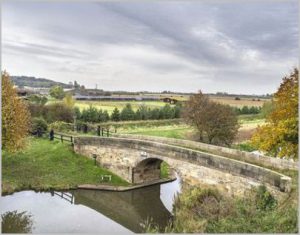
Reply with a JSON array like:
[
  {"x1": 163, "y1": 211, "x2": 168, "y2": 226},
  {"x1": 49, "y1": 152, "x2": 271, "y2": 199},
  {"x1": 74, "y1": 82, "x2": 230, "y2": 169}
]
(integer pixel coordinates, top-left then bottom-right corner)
[
  {"x1": 75, "y1": 103, "x2": 182, "y2": 123},
  {"x1": 233, "y1": 106, "x2": 261, "y2": 115}
]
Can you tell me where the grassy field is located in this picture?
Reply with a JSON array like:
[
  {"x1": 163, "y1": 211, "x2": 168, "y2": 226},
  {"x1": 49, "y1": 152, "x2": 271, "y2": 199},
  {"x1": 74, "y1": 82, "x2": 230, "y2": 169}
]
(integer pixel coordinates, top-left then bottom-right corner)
[
  {"x1": 117, "y1": 115, "x2": 265, "y2": 143},
  {"x1": 121, "y1": 124, "x2": 194, "y2": 139},
  {"x1": 75, "y1": 100, "x2": 170, "y2": 113},
  {"x1": 2, "y1": 138, "x2": 129, "y2": 195},
  {"x1": 209, "y1": 95, "x2": 269, "y2": 108}
]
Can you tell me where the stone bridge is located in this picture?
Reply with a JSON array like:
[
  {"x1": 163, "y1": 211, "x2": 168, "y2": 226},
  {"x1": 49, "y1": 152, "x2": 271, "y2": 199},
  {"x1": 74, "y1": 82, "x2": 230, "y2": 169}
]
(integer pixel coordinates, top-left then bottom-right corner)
[{"x1": 73, "y1": 136, "x2": 292, "y2": 196}]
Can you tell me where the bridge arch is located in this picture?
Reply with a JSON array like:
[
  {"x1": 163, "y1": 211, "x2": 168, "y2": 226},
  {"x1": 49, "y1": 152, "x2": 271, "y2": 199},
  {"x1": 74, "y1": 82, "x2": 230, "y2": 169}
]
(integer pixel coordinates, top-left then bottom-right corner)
[{"x1": 132, "y1": 157, "x2": 163, "y2": 184}]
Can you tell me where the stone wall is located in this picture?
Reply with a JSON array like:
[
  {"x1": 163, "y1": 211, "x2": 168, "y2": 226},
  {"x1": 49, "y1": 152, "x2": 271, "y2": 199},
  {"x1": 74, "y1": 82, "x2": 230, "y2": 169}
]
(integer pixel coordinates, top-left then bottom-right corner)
[
  {"x1": 73, "y1": 136, "x2": 292, "y2": 194},
  {"x1": 114, "y1": 134, "x2": 298, "y2": 170}
]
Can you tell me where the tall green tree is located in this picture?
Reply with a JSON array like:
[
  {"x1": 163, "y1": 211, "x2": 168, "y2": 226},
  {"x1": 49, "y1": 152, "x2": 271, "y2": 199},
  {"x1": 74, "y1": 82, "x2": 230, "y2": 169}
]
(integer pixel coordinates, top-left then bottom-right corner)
[
  {"x1": 251, "y1": 68, "x2": 298, "y2": 159},
  {"x1": 120, "y1": 104, "x2": 135, "y2": 121},
  {"x1": 111, "y1": 107, "x2": 120, "y2": 121},
  {"x1": 2, "y1": 71, "x2": 31, "y2": 152}
]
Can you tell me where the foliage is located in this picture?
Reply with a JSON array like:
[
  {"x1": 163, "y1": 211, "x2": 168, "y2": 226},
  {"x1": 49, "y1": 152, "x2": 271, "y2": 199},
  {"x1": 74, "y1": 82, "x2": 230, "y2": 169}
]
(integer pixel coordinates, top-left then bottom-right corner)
[
  {"x1": 255, "y1": 185, "x2": 277, "y2": 211},
  {"x1": 111, "y1": 107, "x2": 121, "y2": 121},
  {"x1": 81, "y1": 105, "x2": 98, "y2": 122},
  {"x1": 48, "y1": 121, "x2": 74, "y2": 132},
  {"x1": 183, "y1": 91, "x2": 239, "y2": 145},
  {"x1": 2, "y1": 138, "x2": 129, "y2": 194},
  {"x1": 1, "y1": 210, "x2": 34, "y2": 233},
  {"x1": 234, "y1": 142, "x2": 256, "y2": 152},
  {"x1": 146, "y1": 186, "x2": 298, "y2": 233},
  {"x1": 63, "y1": 93, "x2": 75, "y2": 108},
  {"x1": 28, "y1": 103, "x2": 45, "y2": 118},
  {"x1": 160, "y1": 162, "x2": 170, "y2": 179},
  {"x1": 31, "y1": 117, "x2": 48, "y2": 134},
  {"x1": 120, "y1": 103, "x2": 136, "y2": 121},
  {"x1": 49, "y1": 85, "x2": 65, "y2": 99},
  {"x1": 27, "y1": 94, "x2": 48, "y2": 105},
  {"x1": 260, "y1": 101, "x2": 274, "y2": 118},
  {"x1": 2, "y1": 71, "x2": 31, "y2": 152},
  {"x1": 43, "y1": 103, "x2": 74, "y2": 123},
  {"x1": 135, "y1": 104, "x2": 150, "y2": 120},
  {"x1": 234, "y1": 105, "x2": 261, "y2": 115},
  {"x1": 251, "y1": 68, "x2": 298, "y2": 159}
]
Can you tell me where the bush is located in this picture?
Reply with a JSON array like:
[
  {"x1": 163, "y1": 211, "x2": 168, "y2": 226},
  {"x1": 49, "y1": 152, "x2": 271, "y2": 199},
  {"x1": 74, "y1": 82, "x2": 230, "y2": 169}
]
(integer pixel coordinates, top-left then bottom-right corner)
[
  {"x1": 48, "y1": 121, "x2": 74, "y2": 132},
  {"x1": 28, "y1": 103, "x2": 45, "y2": 118},
  {"x1": 255, "y1": 185, "x2": 277, "y2": 211},
  {"x1": 235, "y1": 142, "x2": 256, "y2": 152},
  {"x1": 148, "y1": 185, "x2": 297, "y2": 233},
  {"x1": 43, "y1": 103, "x2": 74, "y2": 123},
  {"x1": 31, "y1": 117, "x2": 48, "y2": 135}
]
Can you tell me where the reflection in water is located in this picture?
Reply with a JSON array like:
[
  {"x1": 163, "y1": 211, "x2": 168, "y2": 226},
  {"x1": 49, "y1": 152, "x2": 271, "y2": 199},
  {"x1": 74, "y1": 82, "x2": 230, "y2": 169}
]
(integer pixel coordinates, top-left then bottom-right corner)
[
  {"x1": 1, "y1": 210, "x2": 34, "y2": 233},
  {"x1": 1, "y1": 178, "x2": 181, "y2": 233},
  {"x1": 73, "y1": 184, "x2": 172, "y2": 232}
]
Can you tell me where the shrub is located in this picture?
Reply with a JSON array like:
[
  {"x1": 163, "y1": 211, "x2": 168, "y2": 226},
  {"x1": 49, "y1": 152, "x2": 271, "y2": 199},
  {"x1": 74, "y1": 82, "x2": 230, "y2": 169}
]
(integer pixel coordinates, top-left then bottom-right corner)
[
  {"x1": 255, "y1": 185, "x2": 277, "y2": 211},
  {"x1": 31, "y1": 117, "x2": 48, "y2": 135},
  {"x1": 43, "y1": 103, "x2": 73, "y2": 123},
  {"x1": 48, "y1": 121, "x2": 74, "y2": 132}
]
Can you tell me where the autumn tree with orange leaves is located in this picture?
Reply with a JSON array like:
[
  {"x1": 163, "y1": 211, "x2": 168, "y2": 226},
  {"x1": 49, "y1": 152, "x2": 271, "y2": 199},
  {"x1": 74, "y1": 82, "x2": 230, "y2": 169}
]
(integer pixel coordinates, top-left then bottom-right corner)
[
  {"x1": 251, "y1": 68, "x2": 298, "y2": 159},
  {"x1": 2, "y1": 71, "x2": 31, "y2": 152}
]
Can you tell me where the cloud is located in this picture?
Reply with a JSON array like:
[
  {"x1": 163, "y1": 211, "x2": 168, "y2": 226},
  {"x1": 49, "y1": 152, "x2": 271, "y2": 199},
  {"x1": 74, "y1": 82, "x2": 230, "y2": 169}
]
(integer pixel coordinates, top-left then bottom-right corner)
[{"x1": 1, "y1": 1, "x2": 298, "y2": 94}]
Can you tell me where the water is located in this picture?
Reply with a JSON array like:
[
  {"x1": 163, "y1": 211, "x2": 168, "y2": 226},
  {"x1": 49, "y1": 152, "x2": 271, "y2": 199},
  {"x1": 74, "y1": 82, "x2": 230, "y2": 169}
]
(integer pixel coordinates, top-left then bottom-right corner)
[{"x1": 1, "y1": 177, "x2": 181, "y2": 233}]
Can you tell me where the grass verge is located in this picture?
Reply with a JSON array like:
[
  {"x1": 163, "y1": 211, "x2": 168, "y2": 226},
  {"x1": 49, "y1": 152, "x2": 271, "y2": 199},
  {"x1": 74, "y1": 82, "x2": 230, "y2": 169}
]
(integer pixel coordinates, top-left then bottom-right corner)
[{"x1": 2, "y1": 137, "x2": 129, "y2": 195}]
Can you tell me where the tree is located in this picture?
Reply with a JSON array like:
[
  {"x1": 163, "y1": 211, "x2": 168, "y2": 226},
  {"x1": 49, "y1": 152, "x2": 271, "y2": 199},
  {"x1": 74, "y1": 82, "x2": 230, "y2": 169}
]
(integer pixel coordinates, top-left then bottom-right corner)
[
  {"x1": 49, "y1": 85, "x2": 65, "y2": 99},
  {"x1": 183, "y1": 91, "x2": 211, "y2": 141},
  {"x1": 161, "y1": 104, "x2": 175, "y2": 119},
  {"x1": 31, "y1": 117, "x2": 48, "y2": 136},
  {"x1": 2, "y1": 211, "x2": 33, "y2": 233},
  {"x1": 251, "y1": 68, "x2": 298, "y2": 159},
  {"x1": 135, "y1": 104, "x2": 150, "y2": 120},
  {"x1": 27, "y1": 94, "x2": 48, "y2": 105},
  {"x1": 202, "y1": 102, "x2": 239, "y2": 145},
  {"x1": 149, "y1": 108, "x2": 160, "y2": 120},
  {"x1": 63, "y1": 93, "x2": 75, "y2": 108},
  {"x1": 260, "y1": 101, "x2": 274, "y2": 118},
  {"x1": 111, "y1": 107, "x2": 120, "y2": 121},
  {"x1": 43, "y1": 103, "x2": 73, "y2": 123},
  {"x1": 2, "y1": 71, "x2": 31, "y2": 152},
  {"x1": 81, "y1": 105, "x2": 98, "y2": 122},
  {"x1": 183, "y1": 91, "x2": 239, "y2": 145},
  {"x1": 120, "y1": 104, "x2": 135, "y2": 121},
  {"x1": 103, "y1": 110, "x2": 110, "y2": 122}
]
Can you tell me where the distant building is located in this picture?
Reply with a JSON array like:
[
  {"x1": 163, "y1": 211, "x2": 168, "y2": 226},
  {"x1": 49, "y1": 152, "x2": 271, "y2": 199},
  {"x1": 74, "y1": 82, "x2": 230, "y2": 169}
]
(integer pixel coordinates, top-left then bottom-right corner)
[
  {"x1": 23, "y1": 86, "x2": 50, "y2": 95},
  {"x1": 74, "y1": 95, "x2": 160, "y2": 101}
]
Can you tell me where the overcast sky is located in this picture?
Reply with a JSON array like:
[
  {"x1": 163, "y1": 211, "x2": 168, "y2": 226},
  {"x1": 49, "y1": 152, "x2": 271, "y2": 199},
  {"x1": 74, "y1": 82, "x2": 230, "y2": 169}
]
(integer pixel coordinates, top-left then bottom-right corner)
[{"x1": 2, "y1": 1, "x2": 298, "y2": 94}]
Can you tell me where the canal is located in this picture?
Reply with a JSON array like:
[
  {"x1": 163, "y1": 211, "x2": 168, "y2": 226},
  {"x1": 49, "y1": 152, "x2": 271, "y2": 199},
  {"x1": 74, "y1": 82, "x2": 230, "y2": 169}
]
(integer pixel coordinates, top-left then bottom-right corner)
[{"x1": 1, "y1": 176, "x2": 181, "y2": 233}]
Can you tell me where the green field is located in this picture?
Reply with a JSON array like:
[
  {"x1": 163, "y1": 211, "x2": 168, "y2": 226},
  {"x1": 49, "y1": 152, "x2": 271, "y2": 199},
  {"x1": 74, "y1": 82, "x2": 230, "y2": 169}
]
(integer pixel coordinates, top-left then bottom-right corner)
[
  {"x1": 121, "y1": 124, "x2": 194, "y2": 139},
  {"x1": 75, "y1": 100, "x2": 171, "y2": 113},
  {"x1": 116, "y1": 115, "x2": 265, "y2": 142}
]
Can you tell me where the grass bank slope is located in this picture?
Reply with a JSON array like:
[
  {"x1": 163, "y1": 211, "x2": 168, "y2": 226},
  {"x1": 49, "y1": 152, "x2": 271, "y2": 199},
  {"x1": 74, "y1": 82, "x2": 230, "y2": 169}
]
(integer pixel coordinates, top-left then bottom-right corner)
[{"x1": 2, "y1": 138, "x2": 129, "y2": 195}]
